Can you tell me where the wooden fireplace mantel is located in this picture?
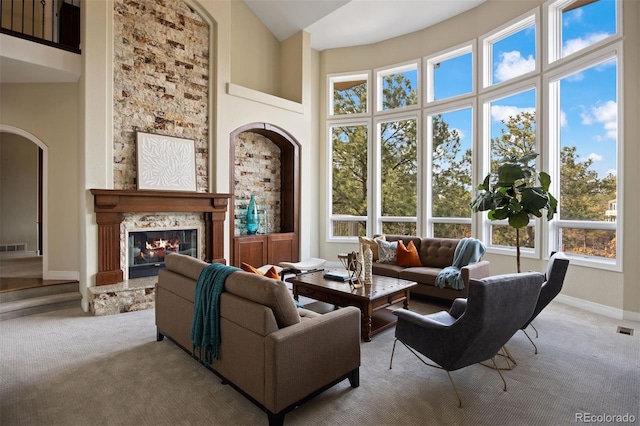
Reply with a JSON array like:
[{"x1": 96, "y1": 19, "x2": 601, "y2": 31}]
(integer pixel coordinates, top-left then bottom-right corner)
[{"x1": 90, "y1": 189, "x2": 231, "y2": 286}]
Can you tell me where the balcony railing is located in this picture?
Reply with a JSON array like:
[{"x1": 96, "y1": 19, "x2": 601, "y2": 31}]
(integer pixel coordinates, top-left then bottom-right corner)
[{"x1": 0, "y1": 0, "x2": 80, "y2": 53}]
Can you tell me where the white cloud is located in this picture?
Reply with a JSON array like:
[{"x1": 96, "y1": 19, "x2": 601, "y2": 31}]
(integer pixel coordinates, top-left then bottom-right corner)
[
  {"x1": 563, "y1": 32, "x2": 610, "y2": 57},
  {"x1": 494, "y1": 51, "x2": 535, "y2": 83},
  {"x1": 560, "y1": 110, "x2": 568, "y2": 127},
  {"x1": 606, "y1": 169, "x2": 617, "y2": 176},
  {"x1": 588, "y1": 153, "x2": 603, "y2": 162},
  {"x1": 451, "y1": 127, "x2": 465, "y2": 140},
  {"x1": 563, "y1": 8, "x2": 583, "y2": 26},
  {"x1": 491, "y1": 105, "x2": 535, "y2": 123},
  {"x1": 580, "y1": 100, "x2": 618, "y2": 140}
]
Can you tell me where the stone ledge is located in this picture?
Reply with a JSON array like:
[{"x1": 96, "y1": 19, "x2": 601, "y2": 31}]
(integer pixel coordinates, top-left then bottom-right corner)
[{"x1": 88, "y1": 277, "x2": 156, "y2": 316}]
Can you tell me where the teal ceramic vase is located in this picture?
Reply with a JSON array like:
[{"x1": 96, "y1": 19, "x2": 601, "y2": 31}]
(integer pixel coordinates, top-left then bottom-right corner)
[{"x1": 246, "y1": 195, "x2": 259, "y2": 234}]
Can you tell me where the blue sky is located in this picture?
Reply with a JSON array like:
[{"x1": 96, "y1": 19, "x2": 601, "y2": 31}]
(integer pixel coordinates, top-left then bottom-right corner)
[{"x1": 435, "y1": 0, "x2": 617, "y2": 179}]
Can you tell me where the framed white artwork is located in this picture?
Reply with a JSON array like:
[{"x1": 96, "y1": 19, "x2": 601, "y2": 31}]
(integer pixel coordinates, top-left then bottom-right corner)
[{"x1": 136, "y1": 132, "x2": 197, "y2": 191}]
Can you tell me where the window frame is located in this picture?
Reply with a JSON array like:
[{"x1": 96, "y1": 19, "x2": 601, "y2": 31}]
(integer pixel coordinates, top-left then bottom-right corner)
[
  {"x1": 424, "y1": 40, "x2": 476, "y2": 106},
  {"x1": 480, "y1": 8, "x2": 540, "y2": 91},
  {"x1": 424, "y1": 98, "x2": 476, "y2": 237},
  {"x1": 326, "y1": 118, "x2": 372, "y2": 242},
  {"x1": 545, "y1": 0, "x2": 622, "y2": 69},
  {"x1": 327, "y1": 71, "x2": 371, "y2": 118},
  {"x1": 374, "y1": 110, "x2": 421, "y2": 236},
  {"x1": 477, "y1": 77, "x2": 542, "y2": 259},
  {"x1": 375, "y1": 60, "x2": 421, "y2": 114},
  {"x1": 544, "y1": 41, "x2": 623, "y2": 271}
]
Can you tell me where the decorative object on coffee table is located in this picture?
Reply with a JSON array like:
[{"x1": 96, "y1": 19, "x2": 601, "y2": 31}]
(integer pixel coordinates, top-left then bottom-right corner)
[
  {"x1": 246, "y1": 195, "x2": 259, "y2": 234},
  {"x1": 338, "y1": 252, "x2": 363, "y2": 288},
  {"x1": 363, "y1": 245, "x2": 373, "y2": 285},
  {"x1": 136, "y1": 132, "x2": 196, "y2": 192}
]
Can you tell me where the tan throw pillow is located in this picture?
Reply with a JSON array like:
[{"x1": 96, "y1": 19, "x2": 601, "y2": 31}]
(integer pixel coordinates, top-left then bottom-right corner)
[{"x1": 359, "y1": 235, "x2": 385, "y2": 261}]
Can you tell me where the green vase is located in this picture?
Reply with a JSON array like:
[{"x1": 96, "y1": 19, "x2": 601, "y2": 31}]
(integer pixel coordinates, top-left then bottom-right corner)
[{"x1": 246, "y1": 195, "x2": 259, "y2": 234}]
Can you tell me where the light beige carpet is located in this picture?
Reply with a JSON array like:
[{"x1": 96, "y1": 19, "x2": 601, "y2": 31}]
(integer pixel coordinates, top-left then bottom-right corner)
[{"x1": 1, "y1": 299, "x2": 638, "y2": 425}]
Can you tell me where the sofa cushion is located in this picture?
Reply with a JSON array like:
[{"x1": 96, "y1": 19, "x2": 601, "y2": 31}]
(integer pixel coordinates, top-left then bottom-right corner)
[
  {"x1": 396, "y1": 240, "x2": 422, "y2": 267},
  {"x1": 225, "y1": 271, "x2": 301, "y2": 328},
  {"x1": 164, "y1": 253, "x2": 208, "y2": 281},
  {"x1": 371, "y1": 263, "x2": 405, "y2": 278},
  {"x1": 399, "y1": 267, "x2": 443, "y2": 286},
  {"x1": 418, "y1": 238, "x2": 458, "y2": 268},
  {"x1": 377, "y1": 240, "x2": 398, "y2": 264}
]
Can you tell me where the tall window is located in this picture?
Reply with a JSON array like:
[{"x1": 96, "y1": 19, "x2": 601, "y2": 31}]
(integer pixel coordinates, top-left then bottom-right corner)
[
  {"x1": 548, "y1": 47, "x2": 619, "y2": 265},
  {"x1": 483, "y1": 86, "x2": 538, "y2": 251},
  {"x1": 378, "y1": 116, "x2": 418, "y2": 235},
  {"x1": 427, "y1": 106, "x2": 473, "y2": 239},
  {"x1": 329, "y1": 123, "x2": 369, "y2": 237}
]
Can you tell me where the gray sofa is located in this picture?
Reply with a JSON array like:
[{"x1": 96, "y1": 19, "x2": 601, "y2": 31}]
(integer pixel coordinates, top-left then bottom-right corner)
[
  {"x1": 372, "y1": 235, "x2": 490, "y2": 301},
  {"x1": 155, "y1": 253, "x2": 361, "y2": 425}
]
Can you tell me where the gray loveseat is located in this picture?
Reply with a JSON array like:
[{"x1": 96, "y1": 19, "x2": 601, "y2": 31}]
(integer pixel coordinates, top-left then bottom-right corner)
[
  {"x1": 372, "y1": 235, "x2": 490, "y2": 301},
  {"x1": 155, "y1": 253, "x2": 361, "y2": 425}
]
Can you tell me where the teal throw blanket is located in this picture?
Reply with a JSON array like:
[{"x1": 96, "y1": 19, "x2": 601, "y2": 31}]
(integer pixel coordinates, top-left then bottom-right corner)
[
  {"x1": 435, "y1": 238, "x2": 486, "y2": 290},
  {"x1": 191, "y1": 263, "x2": 240, "y2": 364}
]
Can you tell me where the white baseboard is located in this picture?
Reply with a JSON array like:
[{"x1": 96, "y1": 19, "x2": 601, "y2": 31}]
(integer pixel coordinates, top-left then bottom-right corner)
[
  {"x1": 0, "y1": 250, "x2": 38, "y2": 258},
  {"x1": 555, "y1": 294, "x2": 640, "y2": 323},
  {"x1": 44, "y1": 270, "x2": 80, "y2": 281}
]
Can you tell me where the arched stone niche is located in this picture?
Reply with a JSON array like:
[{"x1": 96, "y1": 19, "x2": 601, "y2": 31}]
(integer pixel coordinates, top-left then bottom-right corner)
[{"x1": 230, "y1": 123, "x2": 300, "y2": 267}]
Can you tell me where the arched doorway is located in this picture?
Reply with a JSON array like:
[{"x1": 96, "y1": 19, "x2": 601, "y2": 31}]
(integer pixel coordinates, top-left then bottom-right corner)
[
  {"x1": 229, "y1": 123, "x2": 300, "y2": 267},
  {"x1": 0, "y1": 125, "x2": 47, "y2": 281}
]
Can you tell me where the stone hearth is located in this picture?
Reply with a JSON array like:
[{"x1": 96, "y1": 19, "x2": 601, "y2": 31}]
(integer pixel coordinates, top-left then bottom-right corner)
[{"x1": 88, "y1": 277, "x2": 156, "y2": 316}]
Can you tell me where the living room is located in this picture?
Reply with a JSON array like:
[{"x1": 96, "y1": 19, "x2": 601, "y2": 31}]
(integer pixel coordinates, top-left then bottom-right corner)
[{"x1": 0, "y1": 0, "x2": 639, "y2": 423}]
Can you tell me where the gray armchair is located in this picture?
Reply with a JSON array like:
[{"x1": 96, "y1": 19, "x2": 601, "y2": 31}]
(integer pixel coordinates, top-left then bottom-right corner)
[
  {"x1": 520, "y1": 252, "x2": 570, "y2": 353},
  {"x1": 389, "y1": 272, "x2": 544, "y2": 407}
]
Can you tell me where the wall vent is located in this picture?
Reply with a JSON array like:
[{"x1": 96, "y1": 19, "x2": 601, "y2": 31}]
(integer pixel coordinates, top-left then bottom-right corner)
[
  {"x1": 0, "y1": 243, "x2": 27, "y2": 253},
  {"x1": 616, "y1": 326, "x2": 634, "y2": 336}
]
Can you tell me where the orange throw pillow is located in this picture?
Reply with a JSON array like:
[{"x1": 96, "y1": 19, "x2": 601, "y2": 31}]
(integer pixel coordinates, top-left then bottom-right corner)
[
  {"x1": 263, "y1": 266, "x2": 281, "y2": 280},
  {"x1": 241, "y1": 262, "x2": 262, "y2": 274},
  {"x1": 396, "y1": 240, "x2": 422, "y2": 267},
  {"x1": 241, "y1": 262, "x2": 281, "y2": 280}
]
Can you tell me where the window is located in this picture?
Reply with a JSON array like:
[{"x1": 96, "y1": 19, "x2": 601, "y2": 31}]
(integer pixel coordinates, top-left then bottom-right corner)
[
  {"x1": 425, "y1": 43, "x2": 474, "y2": 103},
  {"x1": 376, "y1": 62, "x2": 419, "y2": 112},
  {"x1": 329, "y1": 122, "x2": 369, "y2": 238},
  {"x1": 325, "y1": 0, "x2": 622, "y2": 269},
  {"x1": 427, "y1": 105, "x2": 474, "y2": 239},
  {"x1": 547, "y1": 44, "x2": 620, "y2": 267},
  {"x1": 329, "y1": 73, "x2": 369, "y2": 116},
  {"x1": 547, "y1": 0, "x2": 618, "y2": 64},
  {"x1": 482, "y1": 12, "x2": 538, "y2": 88},
  {"x1": 482, "y1": 84, "x2": 539, "y2": 253},
  {"x1": 378, "y1": 115, "x2": 418, "y2": 235}
]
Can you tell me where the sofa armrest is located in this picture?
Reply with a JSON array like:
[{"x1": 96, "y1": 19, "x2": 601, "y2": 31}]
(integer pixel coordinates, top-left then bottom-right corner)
[
  {"x1": 461, "y1": 260, "x2": 490, "y2": 284},
  {"x1": 263, "y1": 306, "x2": 361, "y2": 413}
]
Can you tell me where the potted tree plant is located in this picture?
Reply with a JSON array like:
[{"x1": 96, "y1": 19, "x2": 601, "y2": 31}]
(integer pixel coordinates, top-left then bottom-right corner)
[{"x1": 471, "y1": 152, "x2": 557, "y2": 272}]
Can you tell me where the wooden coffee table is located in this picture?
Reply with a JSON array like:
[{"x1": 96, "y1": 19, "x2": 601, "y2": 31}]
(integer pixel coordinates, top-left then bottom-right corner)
[{"x1": 288, "y1": 271, "x2": 417, "y2": 342}]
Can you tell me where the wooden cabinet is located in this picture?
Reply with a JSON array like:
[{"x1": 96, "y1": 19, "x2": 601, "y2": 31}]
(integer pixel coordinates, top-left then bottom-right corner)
[{"x1": 233, "y1": 232, "x2": 298, "y2": 267}]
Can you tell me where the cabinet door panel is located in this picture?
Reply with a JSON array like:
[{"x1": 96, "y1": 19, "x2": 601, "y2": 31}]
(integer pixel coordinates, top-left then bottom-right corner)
[
  {"x1": 233, "y1": 235, "x2": 267, "y2": 267},
  {"x1": 267, "y1": 233, "x2": 298, "y2": 265}
]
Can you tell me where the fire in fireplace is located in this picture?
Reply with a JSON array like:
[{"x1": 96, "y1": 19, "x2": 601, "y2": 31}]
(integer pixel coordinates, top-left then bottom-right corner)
[{"x1": 128, "y1": 228, "x2": 198, "y2": 279}]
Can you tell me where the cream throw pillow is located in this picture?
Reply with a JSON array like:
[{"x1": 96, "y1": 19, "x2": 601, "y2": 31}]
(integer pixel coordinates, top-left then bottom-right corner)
[{"x1": 359, "y1": 235, "x2": 385, "y2": 261}]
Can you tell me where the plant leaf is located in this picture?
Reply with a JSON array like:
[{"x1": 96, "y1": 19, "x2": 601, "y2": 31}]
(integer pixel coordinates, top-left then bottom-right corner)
[{"x1": 508, "y1": 210, "x2": 530, "y2": 228}]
